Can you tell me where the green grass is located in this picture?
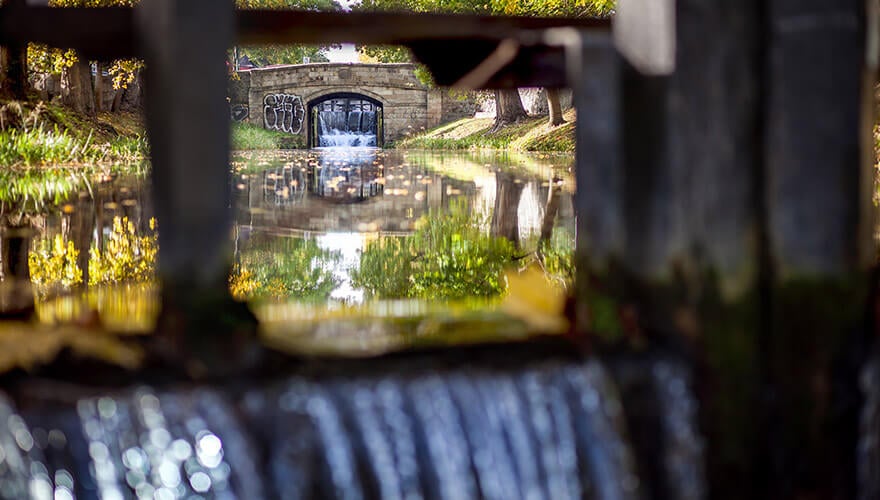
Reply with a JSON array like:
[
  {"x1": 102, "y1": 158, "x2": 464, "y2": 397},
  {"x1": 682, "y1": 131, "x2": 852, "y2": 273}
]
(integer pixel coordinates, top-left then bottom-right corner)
[
  {"x1": 231, "y1": 122, "x2": 304, "y2": 150},
  {"x1": 0, "y1": 100, "x2": 148, "y2": 167},
  {"x1": 0, "y1": 125, "x2": 148, "y2": 167},
  {"x1": 396, "y1": 112, "x2": 576, "y2": 153}
]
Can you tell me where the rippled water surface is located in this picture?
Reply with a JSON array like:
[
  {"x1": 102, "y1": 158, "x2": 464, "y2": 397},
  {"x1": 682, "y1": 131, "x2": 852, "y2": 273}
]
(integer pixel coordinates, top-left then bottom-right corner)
[{"x1": 0, "y1": 149, "x2": 575, "y2": 355}]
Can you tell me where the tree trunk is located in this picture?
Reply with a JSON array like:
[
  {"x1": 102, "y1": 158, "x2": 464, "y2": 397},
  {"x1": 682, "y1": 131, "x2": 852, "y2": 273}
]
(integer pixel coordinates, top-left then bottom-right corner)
[
  {"x1": 0, "y1": 0, "x2": 28, "y2": 100},
  {"x1": 0, "y1": 43, "x2": 28, "y2": 100},
  {"x1": 538, "y1": 177, "x2": 562, "y2": 257},
  {"x1": 111, "y1": 87, "x2": 124, "y2": 112},
  {"x1": 94, "y1": 62, "x2": 104, "y2": 113},
  {"x1": 493, "y1": 88, "x2": 527, "y2": 131},
  {"x1": 490, "y1": 171, "x2": 525, "y2": 248},
  {"x1": 62, "y1": 56, "x2": 95, "y2": 116},
  {"x1": 547, "y1": 88, "x2": 566, "y2": 126},
  {"x1": 120, "y1": 68, "x2": 144, "y2": 111},
  {"x1": 73, "y1": 195, "x2": 94, "y2": 288}
]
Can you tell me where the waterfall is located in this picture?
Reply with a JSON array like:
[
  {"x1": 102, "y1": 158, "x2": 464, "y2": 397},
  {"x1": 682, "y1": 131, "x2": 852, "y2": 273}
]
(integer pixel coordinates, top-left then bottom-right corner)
[
  {"x1": 317, "y1": 108, "x2": 377, "y2": 148},
  {"x1": 607, "y1": 356, "x2": 707, "y2": 500},
  {"x1": 860, "y1": 355, "x2": 880, "y2": 500},
  {"x1": 0, "y1": 352, "x2": 713, "y2": 500}
]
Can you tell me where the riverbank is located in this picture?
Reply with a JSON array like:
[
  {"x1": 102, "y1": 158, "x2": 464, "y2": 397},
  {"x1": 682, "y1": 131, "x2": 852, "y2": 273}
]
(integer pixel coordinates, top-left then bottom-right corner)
[
  {"x1": 0, "y1": 100, "x2": 147, "y2": 167},
  {"x1": 393, "y1": 108, "x2": 577, "y2": 152},
  {"x1": 0, "y1": 99, "x2": 576, "y2": 168}
]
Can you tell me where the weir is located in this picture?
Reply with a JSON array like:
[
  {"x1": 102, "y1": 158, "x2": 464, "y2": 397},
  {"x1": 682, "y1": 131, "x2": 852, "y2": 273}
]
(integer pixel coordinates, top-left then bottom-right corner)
[
  {"x1": 312, "y1": 95, "x2": 382, "y2": 148},
  {"x1": 0, "y1": 345, "x2": 706, "y2": 500}
]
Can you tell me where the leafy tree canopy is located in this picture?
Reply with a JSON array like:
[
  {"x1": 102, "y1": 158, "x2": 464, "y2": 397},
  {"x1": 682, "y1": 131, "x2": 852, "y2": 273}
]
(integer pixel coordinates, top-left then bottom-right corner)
[{"x1": 235, "y1": 0, "x2": 342, "y2": 66}]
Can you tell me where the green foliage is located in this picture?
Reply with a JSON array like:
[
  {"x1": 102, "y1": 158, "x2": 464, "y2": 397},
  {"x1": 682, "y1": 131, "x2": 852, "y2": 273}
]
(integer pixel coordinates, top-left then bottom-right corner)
[
  {"x1": 0, "y1": 101, "x2": 148, "y2": 166},
  {"x1": 234, "y1": 0, "x2": 341, "y2": 66},
  {"x1": 231, "y1": 122, "x2": 304, "y2": 150},
  {"x1": 352, "y1": 201, "x2": 516, "y2": 300},
  {"x1": 0, "y1": 168, "x2": 85, "y2": 211},
  {"x1": 236, "y1": 45, "x2": 332, "y2": 66},
  {"x1": 88, "y1": 216, "x2": 158, "y2": 285},
  {"x1": 396, "y1": 113, "x2": 575, "y2": 152},
  {"x1": 538, "y1": 226, "x2": 574, "y2": 286},
  {"x1": 0, "y1": 125, "x2": 147, "y2": 166},
  {"x1": 230, "y1": 235, "x2": 341, "y2": 302}
]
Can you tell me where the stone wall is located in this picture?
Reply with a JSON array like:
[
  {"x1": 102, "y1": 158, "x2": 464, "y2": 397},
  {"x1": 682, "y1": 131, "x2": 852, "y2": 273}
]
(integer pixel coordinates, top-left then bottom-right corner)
[
  {"x1": 518, "y1": 87, "x2": 573, "y2": 116},
  {"x1": 234, "y1": 63, "x2": 476, "y2": 144}
]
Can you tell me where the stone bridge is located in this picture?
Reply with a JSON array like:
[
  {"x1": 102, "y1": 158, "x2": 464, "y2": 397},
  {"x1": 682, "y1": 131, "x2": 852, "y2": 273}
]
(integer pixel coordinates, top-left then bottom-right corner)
[{"x1": 229, "y1": 63, "x2": 475, "y2": 146}]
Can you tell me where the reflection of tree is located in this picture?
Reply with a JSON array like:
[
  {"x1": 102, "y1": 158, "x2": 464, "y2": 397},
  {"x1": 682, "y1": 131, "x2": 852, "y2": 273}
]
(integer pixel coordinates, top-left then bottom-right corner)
[
  {"x1": 537, "y1": 227, "x2": 575, "y2": 289},
  {"x1": 230, "y1": 234, "x2": 340, "y2": 302},
  {"x1": 89, "y1": 216, "x2": 158, "y2": 286},
  {"x1": 29, "y1": 216, "x2": 158, "y2": 297},
  {"x1": 28, "y1": 235, "x2": 82, "y2": 296},
  {"x1": 490, "y1": 171, "x2": 524, "y2": 248},
  {"x1": 352, "y1": 202, "x2": 516, "y2": 300}
]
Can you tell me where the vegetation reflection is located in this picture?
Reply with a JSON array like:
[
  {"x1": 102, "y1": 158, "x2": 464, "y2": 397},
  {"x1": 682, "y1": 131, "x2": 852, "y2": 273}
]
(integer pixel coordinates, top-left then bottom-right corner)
[
  {"x1": 230, "y1": 234, "x2": 341, "y2": 302},
  {"x1": 352, "y1": 201, "x2": 516, "y2": 300}
]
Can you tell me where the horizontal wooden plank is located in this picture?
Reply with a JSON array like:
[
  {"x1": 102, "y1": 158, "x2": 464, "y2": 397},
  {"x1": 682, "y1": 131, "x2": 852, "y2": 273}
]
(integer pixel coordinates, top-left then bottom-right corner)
[
  {"x1": 0, "y1": 7, "x2": 607, "y2": 53},
  {"x1": 236, "y1": 10, "x2": 609, "y2": 46},
  {"x1": 0, "y1": 6, "x2": 136, "y2": 59},
  {"x1": 0, "y1": 7, "x2": 606, "y2": 88}
]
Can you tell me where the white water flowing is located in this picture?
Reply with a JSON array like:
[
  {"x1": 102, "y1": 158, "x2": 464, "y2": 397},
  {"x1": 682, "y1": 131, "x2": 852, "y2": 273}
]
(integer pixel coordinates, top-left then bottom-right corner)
[{"x1": 318, "y1": 110, "x2": 377, "y2": 148}]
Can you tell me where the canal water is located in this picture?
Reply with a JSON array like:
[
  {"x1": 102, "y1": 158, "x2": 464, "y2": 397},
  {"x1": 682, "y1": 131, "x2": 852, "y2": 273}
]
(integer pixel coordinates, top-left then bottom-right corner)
[
  {"x1": 0, "y1": 150, "x2": 716, "y2": 500},
  {"x1": 0, "y1": 148, "x2": 575, "y2": 354}
]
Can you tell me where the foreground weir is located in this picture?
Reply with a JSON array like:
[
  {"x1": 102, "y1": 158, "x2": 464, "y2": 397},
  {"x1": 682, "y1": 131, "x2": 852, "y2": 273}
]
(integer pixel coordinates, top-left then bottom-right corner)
[
  {"x1": 0, "y1": 344, "x2": 707, "y2": 500},
  {"x1": 0, "y1": 0, "x2": 878, "y2": 498}
]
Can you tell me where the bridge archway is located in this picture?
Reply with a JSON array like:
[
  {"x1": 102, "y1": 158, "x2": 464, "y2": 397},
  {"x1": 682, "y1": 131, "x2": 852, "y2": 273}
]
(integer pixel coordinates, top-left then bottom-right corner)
[{"x1": 307, "y1": 92, "x2": 384, "y2": 148}]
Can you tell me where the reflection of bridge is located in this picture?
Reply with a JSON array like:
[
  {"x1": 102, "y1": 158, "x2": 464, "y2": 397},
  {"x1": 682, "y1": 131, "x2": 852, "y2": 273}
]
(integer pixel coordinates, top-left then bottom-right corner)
[
  {"x1": 236, "y1": 162, "x2": 475, "y2": 233},
  {"x1": 228, "y1": 63, "x2": 475, "y2": 146}
]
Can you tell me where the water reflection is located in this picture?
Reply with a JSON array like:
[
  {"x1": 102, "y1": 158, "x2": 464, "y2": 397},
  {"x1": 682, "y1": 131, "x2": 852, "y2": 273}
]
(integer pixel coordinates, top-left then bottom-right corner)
[
  {"x1": 0, "y1": 149, "x2": 575, "y2": 352},
  {"x1": 232, "y1": 149, "x2": 576, "y2": 308}
]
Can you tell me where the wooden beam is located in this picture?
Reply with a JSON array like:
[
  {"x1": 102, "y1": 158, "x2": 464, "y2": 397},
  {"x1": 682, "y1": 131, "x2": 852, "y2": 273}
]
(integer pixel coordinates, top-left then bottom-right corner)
[
  {"x1": 0, "y1": 6, "x2": 606, "y2": 88},
  {"x1": 0, "y1": 6, "x2": 607, "y2": 54}
]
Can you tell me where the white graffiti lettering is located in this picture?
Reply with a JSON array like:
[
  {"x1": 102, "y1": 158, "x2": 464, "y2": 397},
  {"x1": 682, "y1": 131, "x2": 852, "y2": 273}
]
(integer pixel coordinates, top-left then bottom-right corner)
[{"x1": 263, "y1": 93, "x2": 305, "y2": 134}]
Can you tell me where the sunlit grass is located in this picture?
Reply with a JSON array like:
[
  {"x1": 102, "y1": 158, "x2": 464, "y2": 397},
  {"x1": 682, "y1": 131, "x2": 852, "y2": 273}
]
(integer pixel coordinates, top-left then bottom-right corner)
[
  {"x1": 396, "y1": 110, "x2": 576, "y2": 152},
  {"x1": 0, "y1": 100, "x2": 148, "y2": 167},
  {"x1": 231, "y1": 122, "x2": 304, "y2": 150}
]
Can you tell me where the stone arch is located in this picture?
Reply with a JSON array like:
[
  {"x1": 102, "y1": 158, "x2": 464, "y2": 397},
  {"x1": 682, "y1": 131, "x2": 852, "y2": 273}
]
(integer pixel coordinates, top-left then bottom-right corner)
[
  {"x1": 302, "y1": 87, "x2": 386, "y2": 107},
  {"x1": 307, "y1": 92, "x2": 385, "y2": 148}
]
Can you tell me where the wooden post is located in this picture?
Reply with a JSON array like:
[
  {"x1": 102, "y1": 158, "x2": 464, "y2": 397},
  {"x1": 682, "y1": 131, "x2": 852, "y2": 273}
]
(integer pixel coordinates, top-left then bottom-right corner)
[
  {"x1": 572, "y1": 0, "x2": 873, "y2": 496},
  {"x1": 0, "y1": 0, "x2": 28, "y2": 99},
  {"x1": 137, "y1": 0, "x2": 257, "y2": 377},
  {"x1": 764, "y1": 0, "x2": 873, "y2": 497}
]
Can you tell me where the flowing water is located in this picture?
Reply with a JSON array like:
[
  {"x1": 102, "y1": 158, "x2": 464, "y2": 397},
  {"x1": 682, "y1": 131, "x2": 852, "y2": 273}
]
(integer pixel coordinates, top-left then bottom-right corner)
[
  {"x1": 318, "y1": 110, "x2": 378, "y2": 147},
  {"x1": 0, "y1": 348, "x2": 713, "y2": 500},
  {"x1": 860, "y1": 354, "x2": 880, "y2": 500}
]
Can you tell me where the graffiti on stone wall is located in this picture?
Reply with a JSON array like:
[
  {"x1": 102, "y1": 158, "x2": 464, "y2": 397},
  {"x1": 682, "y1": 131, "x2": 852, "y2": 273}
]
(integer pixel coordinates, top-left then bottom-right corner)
[
  {"x1": 263, "y1": 93, "x2": 305, "y2": 134},
  {"x1": 231, "y1": 104, "x2": 249, "y2": 122}
]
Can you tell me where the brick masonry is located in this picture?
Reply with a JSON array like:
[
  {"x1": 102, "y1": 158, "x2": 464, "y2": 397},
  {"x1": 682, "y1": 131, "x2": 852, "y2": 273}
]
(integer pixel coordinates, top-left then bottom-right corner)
[{"x1": 230, "y1": 63, "x2": 474, "y2": 144}]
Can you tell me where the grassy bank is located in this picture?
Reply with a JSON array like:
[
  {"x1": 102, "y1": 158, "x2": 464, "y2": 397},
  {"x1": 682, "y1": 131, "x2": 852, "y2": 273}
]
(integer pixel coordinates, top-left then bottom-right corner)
[
  {"x1": 231, "y1": 122, "x2": 304, "y2": 150},
  {"x1": 395, "y1": 108, "x2": 576, "y2": 152},
  {"x1": 0, "y1": 101, "x2": 148, "y2": 167}
]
